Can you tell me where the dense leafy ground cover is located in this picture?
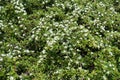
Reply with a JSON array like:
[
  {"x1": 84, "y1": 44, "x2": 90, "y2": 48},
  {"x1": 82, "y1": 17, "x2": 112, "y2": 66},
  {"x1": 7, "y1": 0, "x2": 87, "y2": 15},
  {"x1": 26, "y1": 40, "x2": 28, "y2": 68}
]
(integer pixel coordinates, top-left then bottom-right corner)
[{"x1": 0, "y1": 0, "x2": 120, "y2": 80}]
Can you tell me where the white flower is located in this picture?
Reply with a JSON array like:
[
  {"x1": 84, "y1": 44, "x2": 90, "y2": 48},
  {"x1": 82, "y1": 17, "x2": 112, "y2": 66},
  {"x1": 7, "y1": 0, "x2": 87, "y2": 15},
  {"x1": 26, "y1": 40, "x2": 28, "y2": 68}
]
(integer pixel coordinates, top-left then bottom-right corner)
[
  {"x1": 42, "y1": 50, "x2": 46, "y2": 54},
  {"x1": 80, "y1": 25, "x2": 84, "y2": 29},
  {"x1": 14, "y1": 46, "x2": 19, "y2": 49},
  {"x1": 54, "y1": 36, "x2": 59, "y2": 41},
  {"x1": 31, "y1": 35, "x2": 35, "y2": 38},
  {"x1": 103, "y1": 75, "x2": 107, "y2": 80},
  {"x1": 64, "y1": 56, "x2": 69, "y2": 59},
  {"x1": 63, "y1": 50, "x2": 67, "y2": 53},
  {"x1": 101, "y1": 26, "x2": 105, "y2": 31},
  {"x1": 9, "y1": 76, "x2": 14, "y2": 80},
  {"x1": 91, "y1": 52, "x2": 94, "y2": 54},
  {"x1": 75, "y1": 61, "x2": 79, "y2": 64},
  {"x1": 106, "y1": 71, "x2": 110, "y2": 74},
  {"x1": 35, "y1": 36, "x2": 38, "y2": 40},
  {"x1": 24, "y1": 50, "x2": 30, "y2": 53},
  {"x1": 1, "y1": 54, "x2": 6, "y2": 57},
  {"x1": 49, "y1": 29, "x2": 53, "y2": 33},
  {"x1": 77, "y1": 56, "x2": 81, "y2": 60},
  {"x1": 109, "y1": 52, "x2": 113, "y2": 56},
  {"x1": 0, "y1": 57, "x2": 3, "y2": 61}
]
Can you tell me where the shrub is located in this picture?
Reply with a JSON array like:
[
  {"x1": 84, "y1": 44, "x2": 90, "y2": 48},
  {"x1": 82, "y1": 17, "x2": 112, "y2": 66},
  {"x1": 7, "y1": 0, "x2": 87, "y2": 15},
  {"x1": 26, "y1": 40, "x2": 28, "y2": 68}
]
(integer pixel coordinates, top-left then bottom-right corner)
[{"x1": 0, "y1": 0, "x2": 120, "y2": 80}]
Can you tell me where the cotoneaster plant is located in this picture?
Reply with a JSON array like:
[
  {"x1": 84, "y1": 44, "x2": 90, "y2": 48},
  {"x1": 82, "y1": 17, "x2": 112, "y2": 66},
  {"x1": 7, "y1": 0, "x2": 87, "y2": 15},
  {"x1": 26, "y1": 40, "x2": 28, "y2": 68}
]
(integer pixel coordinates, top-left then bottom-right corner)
[{"x1": 0, "y1": 0, "x2": 120, "y2": 80}]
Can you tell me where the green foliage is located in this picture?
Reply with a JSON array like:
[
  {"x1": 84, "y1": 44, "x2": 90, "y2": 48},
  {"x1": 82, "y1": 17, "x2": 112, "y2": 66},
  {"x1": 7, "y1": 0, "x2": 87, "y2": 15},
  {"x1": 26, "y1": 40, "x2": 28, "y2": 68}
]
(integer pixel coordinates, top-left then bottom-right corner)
[{"x1": 0, "y1": 0, "x2": 120, "y2": 80}]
